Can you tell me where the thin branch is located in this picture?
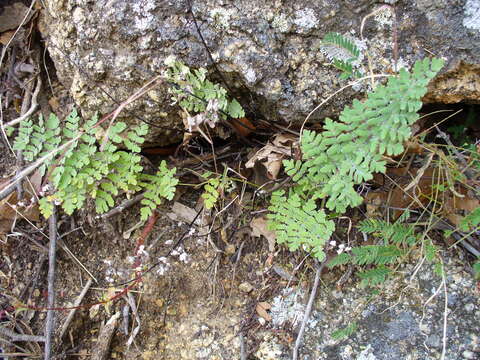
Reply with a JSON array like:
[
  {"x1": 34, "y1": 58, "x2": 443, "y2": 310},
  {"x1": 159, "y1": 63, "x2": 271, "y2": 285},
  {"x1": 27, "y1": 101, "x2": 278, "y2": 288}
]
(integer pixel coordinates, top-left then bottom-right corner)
[
  {"x1": 3, "y1": 77, "x2": 41, "y2": 128},
  {"x1": 59, "y1": 279, "x2": 93, "y2": 339},
  {"x1": 44, "y1": 206, "x2": 58, "y2": 360},
  {"x1": 0, "y1": 326, "x2": 45, "y2": 343},
  {"x1": 292, "y1": 259, "x2": 327, "y2": 360}
]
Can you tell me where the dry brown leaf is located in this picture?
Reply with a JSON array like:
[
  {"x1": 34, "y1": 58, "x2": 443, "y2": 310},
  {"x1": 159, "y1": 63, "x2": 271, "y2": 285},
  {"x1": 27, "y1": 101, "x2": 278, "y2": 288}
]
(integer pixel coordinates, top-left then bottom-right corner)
[
  {"x1": 250, "y1": 216, "x2": 276, "y2": 252},
  {"x1": 245, "y1": 133, "x2": 297, "y2": 180},
  {"x1": 0, "y1": 30, "x2": 15, "y2": 45},
  {"x1": 256, "y1": 302, "x2": 272, "y2": 322}
]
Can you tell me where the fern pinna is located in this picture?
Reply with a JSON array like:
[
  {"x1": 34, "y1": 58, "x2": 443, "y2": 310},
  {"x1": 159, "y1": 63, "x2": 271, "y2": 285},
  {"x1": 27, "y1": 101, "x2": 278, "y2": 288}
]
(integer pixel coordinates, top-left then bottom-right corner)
[
  {"x1": 269, "y1": 58, "x2": 444, "y2": 262},
  {"x1": 14, "y1": 109, "x2": 177, "y2": 218}
]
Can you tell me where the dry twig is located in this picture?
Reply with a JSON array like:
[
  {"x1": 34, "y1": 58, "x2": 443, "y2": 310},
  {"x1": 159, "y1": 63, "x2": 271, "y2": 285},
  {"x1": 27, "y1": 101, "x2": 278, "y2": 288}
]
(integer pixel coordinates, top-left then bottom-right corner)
[
  {"x1": 292, "y1": 259, "x2": 327, "y2": 360},
  {"x1": 59, "y1": 278, "x2": 93, "y2": 339},
  {"x1": 44, "y1": 206, "x2": 58, "y2": 360}
]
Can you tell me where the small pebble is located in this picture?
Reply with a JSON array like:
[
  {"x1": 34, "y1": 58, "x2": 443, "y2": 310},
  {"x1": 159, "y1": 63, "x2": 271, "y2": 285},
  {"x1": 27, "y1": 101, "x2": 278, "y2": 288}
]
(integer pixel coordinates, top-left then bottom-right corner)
[{"x1": 239, "y1": 282, "x2": 254, "y2": 293}]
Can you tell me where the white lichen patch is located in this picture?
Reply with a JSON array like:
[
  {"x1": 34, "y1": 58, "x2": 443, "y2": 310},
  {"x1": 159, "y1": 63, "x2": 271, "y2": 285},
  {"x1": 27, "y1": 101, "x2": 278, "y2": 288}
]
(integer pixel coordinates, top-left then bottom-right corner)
[
  {"x1": 374, "y1": 6, "x2": 393, "y2": 28},
  {"x1": 270, "y1": 287, "x2": 307, "y2": 328},
  {"x1": 210, "y1": 7, "x2": 236, "y2": 28},
  {"x1": 293, "y1": 8, "x2": 318, "y2": 33},
  {"x1": 463, "y1": 0, "x2": 480, "y2": 30},
  {"x1": 271, "y1": 13, "x2": 291, "y2": 33},
  {"x1": 244, "y1": 68, "x2": 257, "y2": 84},
  {"x1": 131, "y1": 0, "x2": 157, "y2": 32}
]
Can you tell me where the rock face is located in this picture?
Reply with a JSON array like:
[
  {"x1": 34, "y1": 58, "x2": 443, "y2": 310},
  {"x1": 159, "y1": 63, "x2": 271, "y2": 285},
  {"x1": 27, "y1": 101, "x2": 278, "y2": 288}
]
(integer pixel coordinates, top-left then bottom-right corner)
[{"x1": 40, "y1": 0, "x2": 480, "y2": 144}]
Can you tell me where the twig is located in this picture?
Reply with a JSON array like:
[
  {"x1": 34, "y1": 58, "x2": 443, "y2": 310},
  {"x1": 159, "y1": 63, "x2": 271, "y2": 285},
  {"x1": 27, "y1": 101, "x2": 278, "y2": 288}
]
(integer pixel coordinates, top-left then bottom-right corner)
[
  {"x1": 4, "y1": 77, "x2": 41, "y2": 129},
  {"x1": 239, "y1": 332, "x2": 247, "y2": 360},
  {"x1": 292, "y1": 259, "x2": 327, "y2": 360},
  {"x1": 100, "y1": 193, "x2": 144, "y2": 219},
  {"x1": 440, "y1": 262, "x2": 448, "y2": 360},
  {"x1": 0, "y1": 326, "x2": 45, "y2": 343},
  {"x1": 0, "y1": 137, "x2": 78, "y2": 202},
  {"x1": 44, "y1": 206, "x2": 58, "y2": 360},
  {"x1": 59, "y1": 279, "x2": 93, "y2": 339},
  {"x1": 91, "y1": 312, "x2": 120, "y2": 360}
]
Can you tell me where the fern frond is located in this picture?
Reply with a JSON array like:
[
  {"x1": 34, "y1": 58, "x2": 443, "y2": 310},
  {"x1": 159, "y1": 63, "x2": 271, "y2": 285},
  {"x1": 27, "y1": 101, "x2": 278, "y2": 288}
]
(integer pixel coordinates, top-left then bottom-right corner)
[
  {"x1": 323, "y1": 32, "x2": 360, "y2": 58},
  {"x1": 359, "y1": 218, "x2": 417, "y2": 246},
  {"x1": 351, "y1": 245, "x2": 403, "y2": 265},
  {"x1": 268, "y1": 189, "x2": 335, "y2": 261},
  {"x1": 164, "y1": 58, "x2": 245, "y2": 121},
  {"x1": 140, "y1": 161, "x2": 178, "y2": 221},
  {"x1": 331, "y1": 322, "x2": 358, "y2": 340},
  {"x1": 327, "y1": 252, "x2": 352, "y2": 268},
  {"x1": 201, "y1": 177, "x2": 221, "y2": 210},
  {"x1": 294, "y1": 58, "x2": 444, "y2": 213},
  {"x1": 358, "y1": 266, "x2": 391, "y2": 287}
]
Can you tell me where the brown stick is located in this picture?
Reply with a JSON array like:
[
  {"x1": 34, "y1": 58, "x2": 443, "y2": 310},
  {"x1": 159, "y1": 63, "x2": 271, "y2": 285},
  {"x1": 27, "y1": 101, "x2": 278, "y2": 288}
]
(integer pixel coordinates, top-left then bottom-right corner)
[
  {"x1": 59, "y1": 278, "x2": 93, "y2": 339},
  {"x1": 44, "y1": 205, "x2": 58, "y2": 359},
  {"x1": 91, "y1": 312, "x2": 121, "y2": 360}
]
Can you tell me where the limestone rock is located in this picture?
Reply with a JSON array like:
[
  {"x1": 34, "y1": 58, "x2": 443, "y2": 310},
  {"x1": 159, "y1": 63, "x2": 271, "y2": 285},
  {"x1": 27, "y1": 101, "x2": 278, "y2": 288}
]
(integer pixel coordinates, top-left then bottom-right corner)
[{"x1": 39, "y1": 0, "x2": 480, "y2": 144}]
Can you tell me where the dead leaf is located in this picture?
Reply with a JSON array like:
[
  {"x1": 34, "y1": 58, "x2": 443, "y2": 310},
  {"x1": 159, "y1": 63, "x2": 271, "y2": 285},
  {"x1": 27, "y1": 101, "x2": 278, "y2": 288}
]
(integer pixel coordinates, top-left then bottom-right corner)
[
  {"x1": 256, "y1": 302, "x2": 272, "y2": 322},
  {"x1": 250, "y1": 216, "x2": 276, "y2": 252},
  {"x1": 245, "y1": 134, "x2": 297, "y2": 181},
  {"x1": 0, "y1": 30, "x2": 15, "y2": 45},
  {"x1": 0, "y1": 2, "x2": 35, "y2": 32},
  {"x1": 167, "y1": 202, "x2": 204, "y2": 225}
]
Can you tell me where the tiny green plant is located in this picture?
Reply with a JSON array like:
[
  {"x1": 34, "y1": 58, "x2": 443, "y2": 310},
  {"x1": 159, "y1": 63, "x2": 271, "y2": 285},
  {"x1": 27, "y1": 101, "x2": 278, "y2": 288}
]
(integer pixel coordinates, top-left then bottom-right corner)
[
  {"x1": 163, "y1": 56, "x2": 245, "y2": 127},
  {"x1": 322, "y1": 32, "x2": 363, "y2": 80},
  {"x1": 13, "y1": 109, "x2": 177, "y2": 219},
  {"x1": 331, "y1": 322, "x2": 358, "y2": 340}
]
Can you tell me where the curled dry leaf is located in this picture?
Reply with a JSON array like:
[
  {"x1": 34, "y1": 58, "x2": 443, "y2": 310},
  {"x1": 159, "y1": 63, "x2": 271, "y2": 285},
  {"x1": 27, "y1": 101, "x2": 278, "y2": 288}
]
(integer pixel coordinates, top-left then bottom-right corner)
[
  {"x1": 256, "y1": 302, "x2": 272, "y2": 322},
  {"x1": 250, "y1": 216, "x2": 276, "y2": 252},
  {"x1": 245, "y1": 133, "x2": 297, "y2": 181},
  {"x1": 0, "y1": 175, "x2": 40, "y2": 235}
]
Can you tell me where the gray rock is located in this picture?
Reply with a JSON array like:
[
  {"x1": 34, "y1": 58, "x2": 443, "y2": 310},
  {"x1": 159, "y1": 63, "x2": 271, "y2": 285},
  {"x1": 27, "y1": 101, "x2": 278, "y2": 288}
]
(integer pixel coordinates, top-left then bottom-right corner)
[{"x1": 39, "y1": 0, "x2": 480, "y2": 144}]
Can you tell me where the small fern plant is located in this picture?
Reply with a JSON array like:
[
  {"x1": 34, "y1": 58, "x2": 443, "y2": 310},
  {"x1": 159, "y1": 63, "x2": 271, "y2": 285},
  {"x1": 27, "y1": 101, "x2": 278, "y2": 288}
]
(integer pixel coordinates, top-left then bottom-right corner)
[
  {"x1": 268, "y1": 55, "x2": 444, "y2": 262},
  {"x1": 163, "y1": 56, "x2": 245, "y2": 127},
  {"x1": 13, "y1": 109, "x2": 177, "y2": 219},
  {"x1": 322, "y1": 32, "x2": 363, "y2": 80}
]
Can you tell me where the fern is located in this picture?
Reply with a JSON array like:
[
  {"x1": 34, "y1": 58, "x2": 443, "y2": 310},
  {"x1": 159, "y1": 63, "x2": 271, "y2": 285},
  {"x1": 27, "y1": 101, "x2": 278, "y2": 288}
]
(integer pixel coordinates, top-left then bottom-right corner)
[
  {"x1": 13, "y1": 110, "x2": 178, "y2": 219},
  {"x1": 164, "y1": 56, "x2": 245, "y2": 122},
  {"x1": 285, "y1": 58, "x2": 444, "y2": 214},
  {"x1": 13, "y1": 114, "x2": 61, "y2": 175},
  {"x1": 323, "y1": 32, "x2": 361, "y2": 59},
  {"x1": 268, "y1": 189, "x2": 335, "y2": 261},
  {"x1": 140, "y1": 160, "x2": 178, "y2": 221},
  {"x1": 269, "y1": 58, "x2": 443, "y2": 262},
  {"x1": 201, "y1": 176, "x2": 221, "y2": 210},
  {"x1": 358, "y1": 217, "x2": 418, "y2": 246},
  {"x1": 358, "y1": 266, "x2": 391, "y2": 287},
  {"x1": 331, "y1": 322, "x2": 358, "y2": 340},
  {"x1": 322, "y1": 32, "x2": 363, "y2": 80}
]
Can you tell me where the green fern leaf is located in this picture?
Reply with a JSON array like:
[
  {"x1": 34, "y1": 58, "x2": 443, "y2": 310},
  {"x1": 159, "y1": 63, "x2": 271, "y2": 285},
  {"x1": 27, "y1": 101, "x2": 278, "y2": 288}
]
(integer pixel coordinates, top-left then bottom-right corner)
[
  {"x1": 358, "y1": 266, "x2": 391, "y2": 287},
  {"x1": 268, "y1": 189, "x2": 334, "y2": 261},
  {"x1": 323, "y1": 32, "x2": 360, "y2": 58},
  {"x1": 140, "y1": 161, "x2": 178, "y2": 221}
]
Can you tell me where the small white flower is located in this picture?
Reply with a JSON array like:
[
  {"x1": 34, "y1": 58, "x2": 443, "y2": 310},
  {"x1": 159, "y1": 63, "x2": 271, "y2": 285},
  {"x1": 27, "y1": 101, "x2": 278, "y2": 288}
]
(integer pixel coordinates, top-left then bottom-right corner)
[
  {"x1": 329, "y1": 240, "x2": 337, "y2": 247},
  {"x1": 165, "y1": 240, "x2": 173, "y2": 245}
]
